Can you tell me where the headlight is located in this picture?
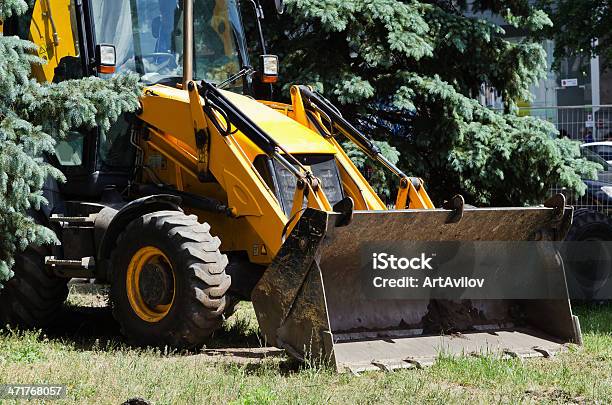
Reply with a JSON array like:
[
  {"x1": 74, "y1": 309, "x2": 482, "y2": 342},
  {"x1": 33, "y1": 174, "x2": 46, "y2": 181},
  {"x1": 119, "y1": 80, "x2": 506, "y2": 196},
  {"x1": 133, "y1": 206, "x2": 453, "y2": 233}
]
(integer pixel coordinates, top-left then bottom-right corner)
[
  {"x1": 311, "y1": 164, "x2": 343, "y2": 205},
  {"x1": 275, "y1": 165, "x2": 298, "y2": 211},
  {"x1": 601, "y1": 186, "x2": 612, "y2": 197},
  {"x1": 271, "y1": 155, "x2": 344, "y2": 216}
]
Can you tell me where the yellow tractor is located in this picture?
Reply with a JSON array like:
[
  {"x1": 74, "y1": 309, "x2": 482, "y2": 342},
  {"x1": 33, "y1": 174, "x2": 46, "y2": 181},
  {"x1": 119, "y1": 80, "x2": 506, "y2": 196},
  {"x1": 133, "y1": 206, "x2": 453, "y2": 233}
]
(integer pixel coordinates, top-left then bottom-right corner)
[{"x1": 1, "y1": 0, "x2": 582, "y2": 372}]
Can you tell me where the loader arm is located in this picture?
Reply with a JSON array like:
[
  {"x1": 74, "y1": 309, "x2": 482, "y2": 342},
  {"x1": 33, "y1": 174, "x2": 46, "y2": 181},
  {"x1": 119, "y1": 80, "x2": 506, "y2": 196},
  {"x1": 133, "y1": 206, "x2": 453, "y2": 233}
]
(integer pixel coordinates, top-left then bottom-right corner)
[
  {"x1": 292, "y1": 85, "x2": 435, "y2": 209},
  {"x1": 138, "y1": 80, "x2": 334, "y2": 259},
  {"x1": 140, "y1": 84, "x2": 285, "y2": 257}
]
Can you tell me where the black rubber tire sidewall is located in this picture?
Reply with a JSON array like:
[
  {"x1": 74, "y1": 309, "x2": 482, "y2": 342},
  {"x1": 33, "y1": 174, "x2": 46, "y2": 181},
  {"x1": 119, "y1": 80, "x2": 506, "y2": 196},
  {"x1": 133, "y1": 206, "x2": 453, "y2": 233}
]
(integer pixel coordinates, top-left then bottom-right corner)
[
  {"x1": 0, "y1": 246, "x2": 68, "y2": 328},
  {"x1": 111, "y1": 226, "x2": 192, "y2": 343},
  {"x1": 564, "y1": 208, "x2": 612, "y2": 299}
]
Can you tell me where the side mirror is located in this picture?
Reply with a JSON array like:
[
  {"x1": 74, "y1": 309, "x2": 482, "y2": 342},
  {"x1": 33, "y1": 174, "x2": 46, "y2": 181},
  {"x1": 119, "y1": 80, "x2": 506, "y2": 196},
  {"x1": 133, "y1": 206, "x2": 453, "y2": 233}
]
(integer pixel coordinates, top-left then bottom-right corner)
[
  {"x1": 274, "y1": 0, "x2": 284, "y2": 14},
  {"x1": 96, "y1": 44, "x2": 116, "y2": 74},
  {"x1": 259, "y1": 55, "x2": 279, "y2": 83}
]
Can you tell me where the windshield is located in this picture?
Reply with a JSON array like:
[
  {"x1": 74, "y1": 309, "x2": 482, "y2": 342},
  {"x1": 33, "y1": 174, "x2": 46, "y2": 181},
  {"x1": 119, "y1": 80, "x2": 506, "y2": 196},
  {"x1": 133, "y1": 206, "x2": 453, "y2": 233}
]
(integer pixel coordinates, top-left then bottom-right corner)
[
  {"x1": 582, "y1": 147, "x2": 612, "y2": 172},
  {"x1": 591, "y1": 145, "x2": 612, "y2": 162},
  {"x1": 91, "y1": 0, "x2": 248, "y2": 89}
]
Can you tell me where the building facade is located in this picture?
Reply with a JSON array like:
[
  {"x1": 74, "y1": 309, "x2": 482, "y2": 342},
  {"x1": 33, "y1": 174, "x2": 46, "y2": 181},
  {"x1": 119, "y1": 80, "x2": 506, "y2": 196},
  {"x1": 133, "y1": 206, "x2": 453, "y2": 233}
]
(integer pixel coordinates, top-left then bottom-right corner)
[{"x1": 471, "y1": 4, "x2": 612, "y2": 142}]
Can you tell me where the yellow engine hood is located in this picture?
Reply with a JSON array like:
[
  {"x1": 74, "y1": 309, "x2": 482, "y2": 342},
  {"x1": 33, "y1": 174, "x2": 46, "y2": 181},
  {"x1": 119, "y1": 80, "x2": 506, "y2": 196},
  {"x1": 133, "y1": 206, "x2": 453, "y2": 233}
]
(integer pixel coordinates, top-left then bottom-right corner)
[
  {"x1": 220, "y1": 90, "x2": 337, "y2": 159},
  {"x1": 141, "y1": 84, "x2": 336, "y2": 160}
]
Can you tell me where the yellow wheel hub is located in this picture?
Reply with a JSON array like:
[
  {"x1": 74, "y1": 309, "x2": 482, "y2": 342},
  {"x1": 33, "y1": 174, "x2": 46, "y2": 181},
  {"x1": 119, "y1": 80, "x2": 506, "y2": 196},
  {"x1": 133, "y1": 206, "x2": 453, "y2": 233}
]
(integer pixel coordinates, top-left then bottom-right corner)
[{"x1": 126, "y1": 246, "x2": 175, "y2": 323}]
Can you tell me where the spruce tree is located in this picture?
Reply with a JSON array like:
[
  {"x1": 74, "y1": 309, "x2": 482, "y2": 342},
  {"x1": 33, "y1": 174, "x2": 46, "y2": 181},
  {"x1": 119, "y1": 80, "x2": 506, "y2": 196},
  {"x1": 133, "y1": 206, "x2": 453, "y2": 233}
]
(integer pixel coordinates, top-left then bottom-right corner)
[
  {"x1": 0, "y1": 0, "x2": 141, "y2": 286},
  {"x1": 537, "y1": 0, "x2": 611, "y2": 70},
  {"x1": 257, "y1": 0, "x2": 597, "y2": 205}
]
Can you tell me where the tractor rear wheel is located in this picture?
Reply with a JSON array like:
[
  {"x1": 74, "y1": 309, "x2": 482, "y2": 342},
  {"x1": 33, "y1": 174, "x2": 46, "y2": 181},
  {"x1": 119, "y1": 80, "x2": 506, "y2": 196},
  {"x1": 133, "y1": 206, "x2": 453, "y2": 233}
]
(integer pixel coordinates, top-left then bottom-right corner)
[
  {"x1": 563, "y1": 208, "x2": 612, "y2": 300},
  {"x1": 0, "y1": 246, "x2": 69, "y2": 328},
  {"x1": 110, "y1": 211, "x2": 230, "y2": 348}
]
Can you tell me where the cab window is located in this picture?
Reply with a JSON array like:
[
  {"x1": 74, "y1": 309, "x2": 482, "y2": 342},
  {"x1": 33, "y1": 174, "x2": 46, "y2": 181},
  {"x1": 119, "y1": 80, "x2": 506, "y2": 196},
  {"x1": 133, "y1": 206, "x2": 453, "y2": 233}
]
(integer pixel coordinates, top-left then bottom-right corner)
[{"x1": 90, "y1": 0, "x2": 248, "y2": 89}]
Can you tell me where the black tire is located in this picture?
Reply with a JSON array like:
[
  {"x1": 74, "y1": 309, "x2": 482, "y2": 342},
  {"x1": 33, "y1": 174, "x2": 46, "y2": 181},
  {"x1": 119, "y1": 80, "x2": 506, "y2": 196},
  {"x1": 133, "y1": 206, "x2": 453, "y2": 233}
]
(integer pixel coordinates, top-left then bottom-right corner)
[
  {"x1": 0, "y1": 246, "x2": 69, "y2": 328},
  {"x1": 563, "y1": 208, "x2": 612, "y2": 300},
  {"x1": 110, "y1": 211, "x2": 230, "y2": 348}
]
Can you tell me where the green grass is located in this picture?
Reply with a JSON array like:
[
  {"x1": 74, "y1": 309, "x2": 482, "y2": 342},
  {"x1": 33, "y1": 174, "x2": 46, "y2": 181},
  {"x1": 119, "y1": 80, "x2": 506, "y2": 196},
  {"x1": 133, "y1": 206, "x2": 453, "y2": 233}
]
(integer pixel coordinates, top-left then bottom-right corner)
[{"x1": 0, "y1": 290, "x2": 610, "y2": 404}]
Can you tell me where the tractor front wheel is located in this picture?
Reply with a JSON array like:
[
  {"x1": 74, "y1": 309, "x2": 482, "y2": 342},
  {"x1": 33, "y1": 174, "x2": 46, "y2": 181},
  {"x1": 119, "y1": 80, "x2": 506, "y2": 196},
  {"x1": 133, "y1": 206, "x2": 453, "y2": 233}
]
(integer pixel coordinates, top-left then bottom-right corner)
[{"x1": 110, "y1": 211, "x2": 230, "y2": 348}]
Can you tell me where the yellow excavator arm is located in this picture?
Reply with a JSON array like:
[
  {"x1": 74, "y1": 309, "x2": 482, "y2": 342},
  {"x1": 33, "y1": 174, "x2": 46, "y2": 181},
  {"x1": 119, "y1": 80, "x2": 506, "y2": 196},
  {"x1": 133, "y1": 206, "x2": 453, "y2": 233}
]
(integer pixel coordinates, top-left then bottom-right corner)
[{"x1": 138, "y1": 78, "x2": 438, "y2": 262}]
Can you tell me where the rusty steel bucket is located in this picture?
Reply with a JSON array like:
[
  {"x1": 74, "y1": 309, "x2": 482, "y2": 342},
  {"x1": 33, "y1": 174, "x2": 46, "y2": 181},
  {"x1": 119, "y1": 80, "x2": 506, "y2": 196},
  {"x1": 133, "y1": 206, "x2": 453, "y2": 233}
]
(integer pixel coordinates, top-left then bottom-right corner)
[{"x1": 251, "y1": 198, "x2": 582, "y2": 372}]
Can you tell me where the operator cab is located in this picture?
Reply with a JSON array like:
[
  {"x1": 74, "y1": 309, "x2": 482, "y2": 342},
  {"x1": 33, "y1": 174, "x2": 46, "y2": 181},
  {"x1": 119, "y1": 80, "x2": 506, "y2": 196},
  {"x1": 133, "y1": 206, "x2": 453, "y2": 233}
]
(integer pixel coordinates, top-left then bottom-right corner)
[
  {"x1": 7, "y1": 0, "x2": 276, "y2": 201},
  {"x1": 6, "y1": 0, "x2": 279, "y2": 201},
  {"x1": 92, "y1": 0, "x2": 250, "y2": 92}
]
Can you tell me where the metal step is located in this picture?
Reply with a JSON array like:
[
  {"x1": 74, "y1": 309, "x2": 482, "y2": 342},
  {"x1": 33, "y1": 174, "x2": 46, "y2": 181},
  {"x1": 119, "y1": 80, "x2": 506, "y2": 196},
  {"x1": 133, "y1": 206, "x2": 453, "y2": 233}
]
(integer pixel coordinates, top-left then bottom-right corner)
[
  {"x1": 49, "y1": 214, "x2": 97, "y2": 226},
  {"x1": 45, "y1": 256, "x2": 95, "y2": 278}
]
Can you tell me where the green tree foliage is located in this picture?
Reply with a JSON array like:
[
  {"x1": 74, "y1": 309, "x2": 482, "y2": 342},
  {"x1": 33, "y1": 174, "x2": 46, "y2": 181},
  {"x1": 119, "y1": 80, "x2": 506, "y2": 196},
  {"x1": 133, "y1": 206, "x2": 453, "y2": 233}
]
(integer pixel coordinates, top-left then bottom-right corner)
[
  {"x1": 537, "y1": 0, "x2": 611, "y2": 70},
  {"x1": 254, "y1": 0, "x2": 596, "y2": 205},
  {"x1": 0, "y1": 0, "x2": 141, "y2": 285}
]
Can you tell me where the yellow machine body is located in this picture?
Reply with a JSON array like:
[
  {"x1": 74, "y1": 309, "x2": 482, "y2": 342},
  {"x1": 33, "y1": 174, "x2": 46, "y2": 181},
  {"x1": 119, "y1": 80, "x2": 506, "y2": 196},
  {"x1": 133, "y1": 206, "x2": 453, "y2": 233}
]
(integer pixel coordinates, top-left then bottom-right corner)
[
  {"x1": 137, "y1": 84, "x2": 413, "y2": 264},
  {"x1": 17, "y1": 0, "x2": 430, "y2": 265}
]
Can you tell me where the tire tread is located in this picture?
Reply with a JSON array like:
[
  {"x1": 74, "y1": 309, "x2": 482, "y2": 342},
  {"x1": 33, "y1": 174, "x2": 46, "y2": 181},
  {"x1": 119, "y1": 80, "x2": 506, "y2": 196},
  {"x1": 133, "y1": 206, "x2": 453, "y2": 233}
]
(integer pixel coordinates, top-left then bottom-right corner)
[{"x1": 110, "y1": 210, "x2": 230, "y2": 348}]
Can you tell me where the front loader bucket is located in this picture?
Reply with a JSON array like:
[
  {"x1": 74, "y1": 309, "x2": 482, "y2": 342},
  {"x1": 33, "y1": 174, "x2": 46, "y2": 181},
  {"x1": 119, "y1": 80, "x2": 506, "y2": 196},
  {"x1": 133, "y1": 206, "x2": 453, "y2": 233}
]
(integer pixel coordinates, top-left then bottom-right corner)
[{"x1": 251, "y1": 203, "x2": 582, "y2": 373}]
